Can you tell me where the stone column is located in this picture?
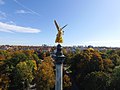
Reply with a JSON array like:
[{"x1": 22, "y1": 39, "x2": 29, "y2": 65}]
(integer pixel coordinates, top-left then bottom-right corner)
[
  {"x1": 55, "y1": 64, "x2": 63, "y2": 90},
  {"x1": 54, "y1": 44, "x2": 65, "y2": 90}
]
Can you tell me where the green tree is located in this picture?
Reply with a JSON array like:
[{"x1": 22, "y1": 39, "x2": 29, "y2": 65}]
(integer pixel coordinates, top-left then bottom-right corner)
[
  {"x1": 9, "y1": 61, "x2": 34, "y2": 90},
  {"x1": 82, "y1": 71, "x2": 110, "y2": 90},
  {"x1": 32, "y1": 53, "x2": 41, "y2": 68},
  {"x1": 110, "y1": 54, "x2": 120, "y2": 66},
  {"x1": 9, "y1": 52, "x2": 27, "y2": 66},
  {"x1": 110, "y1": 66, "x2": 120, "y2": 90}
]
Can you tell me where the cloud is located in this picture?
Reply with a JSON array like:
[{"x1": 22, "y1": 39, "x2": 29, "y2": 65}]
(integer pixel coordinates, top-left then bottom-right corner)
[
  {"x1": 0, "y1": 0, "x2": 4, "y2": 5},
  {"x1": 0, "y1": 22, "x2": 41, "y2": 33},
  {"x1": 0, "y1": 11, "x2": 6, "y2": 19},
  {"x1": 16, "y1": 9, "x2": 32, "y2": 14},
  {"x1": 14, "y1": 0, "x2": 41, "y2": 16},
  {"x1": 6, "y1": 21, "x2": 16, "y2": 25}
]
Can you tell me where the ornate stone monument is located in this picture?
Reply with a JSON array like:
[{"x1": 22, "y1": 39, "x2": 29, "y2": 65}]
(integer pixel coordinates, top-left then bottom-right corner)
[{"x1": 54, "y1": 20, "x2": 67, "y2": 90}]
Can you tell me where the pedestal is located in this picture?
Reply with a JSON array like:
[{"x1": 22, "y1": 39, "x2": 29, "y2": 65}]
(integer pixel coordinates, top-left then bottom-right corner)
[{"x1": 54, "y1": 44, "x2": 65, "y2": 90}]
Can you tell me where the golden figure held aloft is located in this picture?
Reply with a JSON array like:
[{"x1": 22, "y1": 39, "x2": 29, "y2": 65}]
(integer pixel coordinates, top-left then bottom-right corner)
[{"x1": 54, "y1": 20, "x2": 67, "y2": 43}]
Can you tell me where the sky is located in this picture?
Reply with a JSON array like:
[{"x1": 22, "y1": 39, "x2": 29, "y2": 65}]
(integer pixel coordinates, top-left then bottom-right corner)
[{"x1": 0, "y1": 0, "x2": 120, "y2": 47}]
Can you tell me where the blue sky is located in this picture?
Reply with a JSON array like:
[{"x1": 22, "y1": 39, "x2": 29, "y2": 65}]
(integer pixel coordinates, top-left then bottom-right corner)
[{"x1": 0, "y1": 0, "x2": 120, "y2": 47}]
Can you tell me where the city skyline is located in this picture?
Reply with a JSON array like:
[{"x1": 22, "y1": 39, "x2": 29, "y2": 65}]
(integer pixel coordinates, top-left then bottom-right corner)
[{"x1": 0, "y1": 0, "x2": 120, "y2": 47}]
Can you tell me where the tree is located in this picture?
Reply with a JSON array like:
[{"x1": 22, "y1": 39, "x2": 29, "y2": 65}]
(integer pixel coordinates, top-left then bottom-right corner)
[
  {"x1": 110, "y1": 66, "x2": 120, "y2": 90},
  {"x1": 103, "y1": 59, "x2": 114, "y2": 73},
  {"x1": 9, "y1": 61, "x2": 34, "y2": 90},
  {"x1": 9, "y1": 52, "x2": 27, "y2": 67},
  {"x1": 0, "y1": 50, "x2": 11, "y2": 60},
  {"x1": 70, "y1": 49, "x2": 104, "y2": 76},
  {"x1": 63, "y1": 74, "x2": 72, "y2": 90},
  {"x1": 35, "y1": 57, "x2": 55, "y2": 90},
  {"x1": 70, "y1": 49, "x2": 112, "y2": 89},
  {"x1": 0, "y1": 74, "x2": 10, "y2": 90},
  {"x1": 110, "y1": 54, "x2": 120, "y2": 66},
  {"x1": 23, "y1": 50, "x2": 34, "y2": 60},
  {"x1": 37, "y1": 51, "x2": 46, "y2": 60},
  {"x1": 82, "y1": 71, "x2": 110, "y2": 90}
]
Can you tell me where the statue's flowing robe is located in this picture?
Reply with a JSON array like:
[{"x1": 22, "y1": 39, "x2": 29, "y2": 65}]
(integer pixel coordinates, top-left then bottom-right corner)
[{"x1": 55, "y1": 30, "x2": 63, "y2": 43}]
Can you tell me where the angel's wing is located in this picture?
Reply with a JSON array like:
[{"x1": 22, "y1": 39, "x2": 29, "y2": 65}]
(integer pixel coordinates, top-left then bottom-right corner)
[
  {"x1": 61, "y1": 24, "x2": 68, "y2": 30},
  {"x1": 54, "y1": 20, "x2": 59, "y2": 31}
]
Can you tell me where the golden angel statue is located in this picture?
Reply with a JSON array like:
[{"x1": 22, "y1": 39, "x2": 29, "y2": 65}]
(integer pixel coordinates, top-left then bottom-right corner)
[{"x1": 54, "y1": 20, "x2": 67, "y2": 43}]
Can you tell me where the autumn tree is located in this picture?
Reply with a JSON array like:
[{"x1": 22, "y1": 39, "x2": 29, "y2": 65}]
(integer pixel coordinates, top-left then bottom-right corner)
[
  {"x1": 0, "y1": 74, "x2": 10, "y2": 90},
  {"x1": 35, "y1": 57, "x2": 55, "y2": 90},
  {"x1": 23, "y1": 50, "x2": 34, "y2": 60},
  {"x1": 63, "y1": 74, "x2": 72, "y2": 90},
  {"x1": 103, "y1": 58, "x2": 114, "y2": 72},
  {"x1": 70, "y1": 49, "x2": 104, "y2": 76},
  {"x1": 0, "y1": 50, "x2": 11, "y2": 60},
  {"x1": 69, "y1": 48, "x2": 113, "y2": 89}
]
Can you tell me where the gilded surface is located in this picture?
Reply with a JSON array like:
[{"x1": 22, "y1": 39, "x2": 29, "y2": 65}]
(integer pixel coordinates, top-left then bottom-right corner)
[
  {"x1": 55, "y1": 29, "x2": 63, "y2": 43},
  {"x1": 54, "y1": 20, "x2": 67, "y2": 43}
]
